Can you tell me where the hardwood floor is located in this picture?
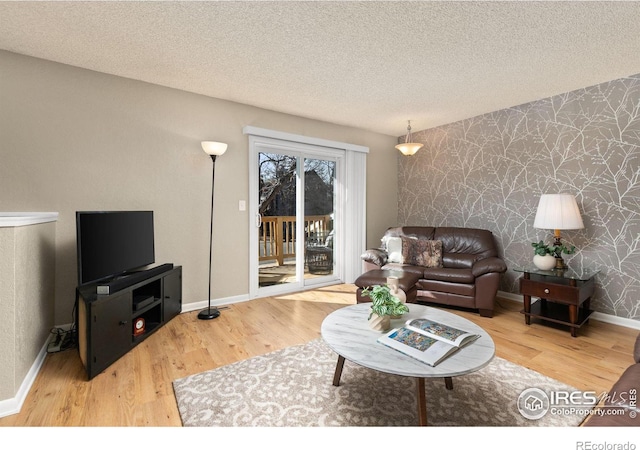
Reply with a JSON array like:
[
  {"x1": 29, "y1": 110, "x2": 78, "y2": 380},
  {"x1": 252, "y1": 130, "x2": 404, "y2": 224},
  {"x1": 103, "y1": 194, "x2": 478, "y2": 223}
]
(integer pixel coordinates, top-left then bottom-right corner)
[{"x1": 1, "y1": 283, "x2": 637, "y2": 427}]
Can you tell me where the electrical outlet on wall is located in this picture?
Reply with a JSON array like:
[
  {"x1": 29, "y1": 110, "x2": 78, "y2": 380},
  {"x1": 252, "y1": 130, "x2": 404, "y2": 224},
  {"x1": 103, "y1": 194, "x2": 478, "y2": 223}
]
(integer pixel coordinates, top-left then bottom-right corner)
[{"x1": 239, "y1": 200, "x2": 246, "y2": 211}]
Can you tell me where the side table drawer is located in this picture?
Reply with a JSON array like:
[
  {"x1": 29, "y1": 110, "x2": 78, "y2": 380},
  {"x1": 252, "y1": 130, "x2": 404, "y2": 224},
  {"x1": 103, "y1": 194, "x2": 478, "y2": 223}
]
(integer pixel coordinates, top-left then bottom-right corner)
[{"x1": 520, "y1": 278, "x2": 578, "y2": 303}]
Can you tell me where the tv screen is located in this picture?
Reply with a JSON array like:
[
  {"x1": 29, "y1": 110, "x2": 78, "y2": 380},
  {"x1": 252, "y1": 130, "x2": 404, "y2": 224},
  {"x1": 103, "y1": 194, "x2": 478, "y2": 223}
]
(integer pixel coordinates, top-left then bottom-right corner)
[{"x1": 76, "y1": 211, "x2": 155, "y2": 285}]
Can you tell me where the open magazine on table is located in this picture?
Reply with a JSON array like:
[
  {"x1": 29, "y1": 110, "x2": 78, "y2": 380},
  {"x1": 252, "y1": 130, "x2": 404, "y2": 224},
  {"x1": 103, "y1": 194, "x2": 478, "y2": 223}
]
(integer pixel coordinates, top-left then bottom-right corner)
[{"x1": 377, "y1": 317, "x2": 480, "y2": 367}]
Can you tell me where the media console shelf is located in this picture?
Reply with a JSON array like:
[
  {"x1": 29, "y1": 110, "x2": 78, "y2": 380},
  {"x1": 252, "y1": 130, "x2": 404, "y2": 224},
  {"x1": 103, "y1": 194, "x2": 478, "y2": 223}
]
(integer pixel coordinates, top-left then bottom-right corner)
[{"x1": 76, "y1": 265, "x2": 182, "y2": 380}]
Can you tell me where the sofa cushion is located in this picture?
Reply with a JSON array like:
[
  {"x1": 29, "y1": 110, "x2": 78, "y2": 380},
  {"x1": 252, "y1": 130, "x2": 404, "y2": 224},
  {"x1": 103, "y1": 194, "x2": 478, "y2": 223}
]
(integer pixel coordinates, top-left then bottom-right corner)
[
  {"x1": 354, "y1": 269, "x2": 421, "y2": 292},
  {"x1": 583, "y1": 406, "x2": 640, "y2": 427},
  {"x1": 443, "y1": 253, "x2": 478, "y2": 269},
  {"x1": 401, "y1": 237, "x2": 443, "y2": 268},
  {"x1": 419, "y1": 279, "x2": 475, "y2": 297},
  {"x1": 603, "y1": 364, "x2": 640, "y2": 410},
  {"x1": 584, "y1": 363, "x2": 640, "y2": 426},
  {"x1": 583, "y1": 407, "x2": 640, "y2": 426},
  {"x1": 422, "y1": 267, "x2": 475, "y2": 284}
]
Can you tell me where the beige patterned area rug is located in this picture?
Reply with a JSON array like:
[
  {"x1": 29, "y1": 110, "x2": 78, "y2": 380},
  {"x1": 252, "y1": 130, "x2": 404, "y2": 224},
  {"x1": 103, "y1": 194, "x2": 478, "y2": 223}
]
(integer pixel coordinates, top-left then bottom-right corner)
[{"x1": 172, "y1": 338, "x2": 589, "y2": 427}]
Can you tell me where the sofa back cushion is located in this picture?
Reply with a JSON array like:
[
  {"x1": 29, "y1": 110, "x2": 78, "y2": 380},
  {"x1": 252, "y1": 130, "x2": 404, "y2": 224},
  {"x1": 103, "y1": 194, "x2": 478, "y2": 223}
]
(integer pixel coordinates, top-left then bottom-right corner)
[{"x1": 434, "y1": 227, "x2": 498, "y2": 264}]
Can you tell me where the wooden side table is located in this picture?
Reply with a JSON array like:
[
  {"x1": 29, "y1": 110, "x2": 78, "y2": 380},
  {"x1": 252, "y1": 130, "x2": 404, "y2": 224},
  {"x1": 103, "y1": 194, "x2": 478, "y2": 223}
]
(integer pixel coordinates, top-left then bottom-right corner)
[{"x1": 515, "y1": 268, "x2": 599, "y2": 337}]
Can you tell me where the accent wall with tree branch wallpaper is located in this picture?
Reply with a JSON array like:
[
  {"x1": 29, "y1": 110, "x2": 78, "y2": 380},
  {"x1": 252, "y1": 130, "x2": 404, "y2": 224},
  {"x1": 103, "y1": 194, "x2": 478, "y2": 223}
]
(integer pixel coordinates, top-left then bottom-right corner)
[{"x1": 399, "y1": 74, "x2": 639, "y2": 321}]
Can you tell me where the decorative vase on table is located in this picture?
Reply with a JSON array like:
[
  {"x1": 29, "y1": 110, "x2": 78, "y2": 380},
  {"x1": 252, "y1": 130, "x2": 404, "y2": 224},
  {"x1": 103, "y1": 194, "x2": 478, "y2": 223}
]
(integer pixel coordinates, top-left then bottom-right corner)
[
  {"x1": 387, "y1": 276, "x2": 407, "y2": 318},
  {"x1": 533, "y1": 254, "x2": 556, "y2": 271},
  {"x1": 362, "y1": 283, "x2": 409, "y2": 332},
  {"x1": 368, "y1": 313, "x2": 391, "y2": 332}
]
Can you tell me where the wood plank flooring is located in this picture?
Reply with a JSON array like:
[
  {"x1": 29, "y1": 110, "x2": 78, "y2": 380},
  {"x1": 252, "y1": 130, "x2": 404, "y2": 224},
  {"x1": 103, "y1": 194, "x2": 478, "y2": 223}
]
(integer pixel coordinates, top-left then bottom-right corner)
[{"x1": 0, "y1": 283, "x2": 637, "y2": 427}]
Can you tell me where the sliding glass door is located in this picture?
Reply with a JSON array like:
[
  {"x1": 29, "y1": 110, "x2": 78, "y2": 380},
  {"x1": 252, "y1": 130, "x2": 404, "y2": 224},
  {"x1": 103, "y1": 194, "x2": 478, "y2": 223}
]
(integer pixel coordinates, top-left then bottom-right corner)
[{"x1": 249, "y1": 138, "x2": 341, "y2": 298}]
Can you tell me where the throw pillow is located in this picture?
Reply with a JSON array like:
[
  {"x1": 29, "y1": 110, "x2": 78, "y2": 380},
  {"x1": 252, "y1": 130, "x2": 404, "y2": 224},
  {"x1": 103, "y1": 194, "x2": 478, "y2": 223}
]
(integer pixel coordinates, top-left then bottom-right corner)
[
  {"x1": 401, "y1": 238, "x2": 443, "y2": 268},
  {"x1": 361, "y1": 249, "x2": 387, "y2": 267},
  {"x1": 382, "y1": 236, "x2": 403, "y2": 263}
]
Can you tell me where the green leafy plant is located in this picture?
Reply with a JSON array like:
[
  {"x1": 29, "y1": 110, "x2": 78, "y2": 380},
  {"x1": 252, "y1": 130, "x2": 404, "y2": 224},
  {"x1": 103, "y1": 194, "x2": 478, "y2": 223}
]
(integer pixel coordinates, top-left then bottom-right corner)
[
  {"x1": 361, "y1": 284, "x2": 409, "y2": 319},
  {"x1": 531, "y1": 240, "x2": 576, "y2": 257}
]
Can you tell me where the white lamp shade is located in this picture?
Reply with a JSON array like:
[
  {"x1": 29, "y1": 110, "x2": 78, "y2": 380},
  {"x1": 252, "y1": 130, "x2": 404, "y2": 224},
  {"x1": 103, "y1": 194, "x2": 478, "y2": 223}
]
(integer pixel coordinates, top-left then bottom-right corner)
[
  {"x1": 201, "y1": 141, "x2": 228, "y2": 156},
  {"x1": 533, "y1": 194, "x2": 584, "y2": 230}
]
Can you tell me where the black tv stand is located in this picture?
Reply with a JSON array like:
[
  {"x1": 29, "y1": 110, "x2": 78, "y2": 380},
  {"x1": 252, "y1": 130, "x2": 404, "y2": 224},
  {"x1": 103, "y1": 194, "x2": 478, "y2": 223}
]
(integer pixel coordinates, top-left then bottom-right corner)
[
  {"x1": 96, "y1": 263, "x2": 174, "y2": 295},
  {"x1": 76, "y1": 265, "x2": 181, "y2": 380}
]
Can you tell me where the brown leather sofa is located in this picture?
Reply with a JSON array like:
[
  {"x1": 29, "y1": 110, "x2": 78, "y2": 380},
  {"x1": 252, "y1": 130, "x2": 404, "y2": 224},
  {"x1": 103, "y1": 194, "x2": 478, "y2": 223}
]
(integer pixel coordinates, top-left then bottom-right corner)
[
  {"x1": 357, "y1": 226, "x2": 507, "y2": 317},
  {"x1": 583, "y1": 332, "x2": 640, "y2": 426}
]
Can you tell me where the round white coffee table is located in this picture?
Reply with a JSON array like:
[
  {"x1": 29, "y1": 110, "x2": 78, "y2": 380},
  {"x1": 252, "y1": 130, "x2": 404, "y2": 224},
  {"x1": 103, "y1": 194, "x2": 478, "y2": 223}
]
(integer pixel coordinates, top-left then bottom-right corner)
[{"x1": 320, "y1": 303, "x2": 495, "y2": 426}]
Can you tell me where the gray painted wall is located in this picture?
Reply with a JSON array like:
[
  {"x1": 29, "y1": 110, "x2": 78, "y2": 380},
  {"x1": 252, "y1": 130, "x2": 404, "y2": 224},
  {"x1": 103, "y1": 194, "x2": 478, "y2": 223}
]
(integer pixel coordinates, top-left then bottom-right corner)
[
  {"x1": 1, "y1": 50, "x2": 398, "y2": 325},
  {"x1": 399, "y1": 74, "x2": 640, "y2": 320}
]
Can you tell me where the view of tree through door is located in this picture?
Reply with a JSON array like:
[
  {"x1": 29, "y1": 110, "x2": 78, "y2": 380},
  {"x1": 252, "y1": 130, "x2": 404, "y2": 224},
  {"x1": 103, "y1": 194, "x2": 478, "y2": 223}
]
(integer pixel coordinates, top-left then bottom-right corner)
[{"x1": 257, "y1": 151, "x2": 336, "y2": 289}]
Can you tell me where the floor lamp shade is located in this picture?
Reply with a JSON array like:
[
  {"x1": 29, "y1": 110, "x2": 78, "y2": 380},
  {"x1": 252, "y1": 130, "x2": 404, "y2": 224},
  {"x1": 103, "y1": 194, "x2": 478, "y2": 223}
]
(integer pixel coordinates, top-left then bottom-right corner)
[
  {"x1": 202, "y1": 141, "x2": 228, "y2": 156},
  {"x1": 198, "y1": 140, "x2": 227, "y2": 320}
]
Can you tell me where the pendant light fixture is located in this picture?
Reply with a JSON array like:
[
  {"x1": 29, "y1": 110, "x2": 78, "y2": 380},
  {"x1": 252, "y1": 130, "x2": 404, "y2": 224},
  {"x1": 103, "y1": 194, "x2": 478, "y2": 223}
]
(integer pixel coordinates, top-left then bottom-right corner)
[{"x1": 395, "y1": 120, "x2": 423, "y2": 156}]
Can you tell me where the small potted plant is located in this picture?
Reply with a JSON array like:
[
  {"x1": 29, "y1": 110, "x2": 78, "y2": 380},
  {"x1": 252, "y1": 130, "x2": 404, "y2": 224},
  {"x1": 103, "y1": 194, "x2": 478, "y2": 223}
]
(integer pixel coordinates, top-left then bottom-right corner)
[
  {"x1": 531, "y1": 240, "x2": 576, "y2": 270},
  {"x1": 361, "y1": 284, "x2": 410, "y2": 332}
]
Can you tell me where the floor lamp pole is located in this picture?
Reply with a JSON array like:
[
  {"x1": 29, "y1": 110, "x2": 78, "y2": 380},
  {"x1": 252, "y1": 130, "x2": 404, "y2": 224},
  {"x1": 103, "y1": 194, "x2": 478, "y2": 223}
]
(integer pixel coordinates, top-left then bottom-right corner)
[{"x1": 198, "y1": 154, "x2": 221, "y2": 320}]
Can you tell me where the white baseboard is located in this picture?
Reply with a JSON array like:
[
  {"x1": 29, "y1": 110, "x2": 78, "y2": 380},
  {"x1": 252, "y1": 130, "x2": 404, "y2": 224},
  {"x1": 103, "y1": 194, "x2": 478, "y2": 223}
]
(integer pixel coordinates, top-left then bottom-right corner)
[
  {"x1": 589, "y1": 312, "x2": 640, "y2": 330},
  {"x1": 180, "y1": 293, "x2": 252, "y2": 314},
  {"x1": 497, "y1": 290, "x2": 640, "y2": 330},
  {"x1": 181, "y1": 280, "x2": 344, "y2": 314},
  {"x1": 497, "y1": 290, "x2": 523, "y2": 303},
  {"x1": 0, "y1": 336, "x2": 49, "y2": 419}
]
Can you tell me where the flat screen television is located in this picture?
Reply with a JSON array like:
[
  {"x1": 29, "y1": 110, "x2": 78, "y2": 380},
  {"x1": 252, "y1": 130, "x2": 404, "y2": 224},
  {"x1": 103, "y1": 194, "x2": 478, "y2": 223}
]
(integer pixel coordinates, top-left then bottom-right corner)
[{"x1": 76, "y1": 211, "x2": 155, "y2": 285}]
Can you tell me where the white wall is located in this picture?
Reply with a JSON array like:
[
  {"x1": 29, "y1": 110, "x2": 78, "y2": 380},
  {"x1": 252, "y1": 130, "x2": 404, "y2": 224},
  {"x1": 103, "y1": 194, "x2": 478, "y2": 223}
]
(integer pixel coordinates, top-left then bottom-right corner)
[{"x1": 0, "y1": 50, "x2": 398, "y2": 324}]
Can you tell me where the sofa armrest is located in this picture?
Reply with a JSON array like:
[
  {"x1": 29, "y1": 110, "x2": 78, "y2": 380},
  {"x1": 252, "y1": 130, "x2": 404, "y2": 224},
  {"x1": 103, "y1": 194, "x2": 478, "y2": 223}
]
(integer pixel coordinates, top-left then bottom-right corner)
[
  {"x1": 472, "y1": 257, "x2": 507, "y2": 277},
  {"x1": 361, "y1": 248, "x2": 387, "y2": 268},
  {"x1": 634, "y1": 333, "x2": 640, "y2": 364}
]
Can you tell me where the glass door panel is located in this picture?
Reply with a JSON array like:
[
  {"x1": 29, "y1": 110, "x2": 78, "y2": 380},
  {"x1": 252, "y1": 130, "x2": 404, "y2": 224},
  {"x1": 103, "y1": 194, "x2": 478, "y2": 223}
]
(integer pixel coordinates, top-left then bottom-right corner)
[
  {"x1": 303, "y1": 158, "x2": 336, "y2": 281},
  {"x1": 257, "y1": 152, "x2": 299, "y2": 288}
]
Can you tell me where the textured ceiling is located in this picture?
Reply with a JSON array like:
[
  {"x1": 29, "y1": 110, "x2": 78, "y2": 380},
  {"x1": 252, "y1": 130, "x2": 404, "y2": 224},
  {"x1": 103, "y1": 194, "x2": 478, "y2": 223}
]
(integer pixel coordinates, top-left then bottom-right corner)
[{"x1": 2, "y1": 1, "x2": 640, "y2": 136}]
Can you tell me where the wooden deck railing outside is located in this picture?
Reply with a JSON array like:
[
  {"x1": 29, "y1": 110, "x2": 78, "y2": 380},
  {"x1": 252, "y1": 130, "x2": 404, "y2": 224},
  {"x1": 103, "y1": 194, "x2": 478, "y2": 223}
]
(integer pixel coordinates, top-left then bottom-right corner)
[{"x1": 259, "y1": 214, "x2": 331, "y2": 266}]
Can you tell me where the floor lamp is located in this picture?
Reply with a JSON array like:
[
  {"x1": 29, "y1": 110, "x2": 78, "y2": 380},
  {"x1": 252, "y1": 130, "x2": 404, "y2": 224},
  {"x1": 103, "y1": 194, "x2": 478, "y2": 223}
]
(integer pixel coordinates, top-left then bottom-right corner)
[{"x1": 198, "y1": 141, "x2": 228, "y2": 320}]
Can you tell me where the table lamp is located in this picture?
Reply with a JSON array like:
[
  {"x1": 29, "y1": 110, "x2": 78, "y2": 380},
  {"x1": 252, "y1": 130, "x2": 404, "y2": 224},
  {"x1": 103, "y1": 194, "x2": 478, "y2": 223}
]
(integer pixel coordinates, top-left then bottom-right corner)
[{"x1": 533, "y1": 194, "x2": 584, "y2": 270}]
